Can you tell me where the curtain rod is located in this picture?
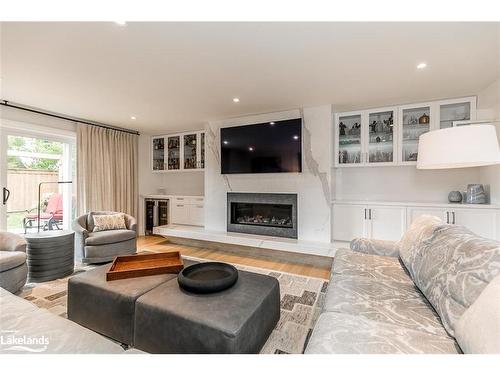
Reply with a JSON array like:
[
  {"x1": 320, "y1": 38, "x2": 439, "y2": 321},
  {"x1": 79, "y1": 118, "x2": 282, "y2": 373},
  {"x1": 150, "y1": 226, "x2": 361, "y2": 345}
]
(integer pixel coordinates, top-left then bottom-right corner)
[{"x1": 0, "y1": 100, "x2": 140, "y2": 136}]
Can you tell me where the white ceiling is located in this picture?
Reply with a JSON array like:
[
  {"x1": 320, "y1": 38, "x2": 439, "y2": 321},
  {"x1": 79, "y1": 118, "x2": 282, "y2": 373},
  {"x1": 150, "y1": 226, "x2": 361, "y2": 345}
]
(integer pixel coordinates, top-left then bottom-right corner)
[{"x1": 1, "y1": 22, "x2": 499, "y2": 134}]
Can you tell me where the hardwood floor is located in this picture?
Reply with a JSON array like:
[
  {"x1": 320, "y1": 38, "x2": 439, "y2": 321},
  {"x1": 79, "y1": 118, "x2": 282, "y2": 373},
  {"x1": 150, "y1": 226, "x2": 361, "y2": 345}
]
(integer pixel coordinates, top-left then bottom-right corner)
[{"x1": 137, "y1": 235, "x2": 331, "y2": 279}]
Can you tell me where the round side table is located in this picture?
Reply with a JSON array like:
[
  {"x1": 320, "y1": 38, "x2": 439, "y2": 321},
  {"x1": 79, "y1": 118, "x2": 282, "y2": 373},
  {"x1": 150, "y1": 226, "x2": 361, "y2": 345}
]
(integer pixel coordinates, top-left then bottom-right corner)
[{"x1": 25, "y1": 230, "x2": 75, "y2": 283}]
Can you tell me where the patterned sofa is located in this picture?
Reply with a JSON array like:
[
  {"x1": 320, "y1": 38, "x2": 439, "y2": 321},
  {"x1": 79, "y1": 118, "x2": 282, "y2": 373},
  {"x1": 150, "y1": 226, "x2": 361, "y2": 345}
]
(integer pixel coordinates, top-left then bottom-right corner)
[{"x1": 305, "y1": 215, "x2": 500, "y2": 354}]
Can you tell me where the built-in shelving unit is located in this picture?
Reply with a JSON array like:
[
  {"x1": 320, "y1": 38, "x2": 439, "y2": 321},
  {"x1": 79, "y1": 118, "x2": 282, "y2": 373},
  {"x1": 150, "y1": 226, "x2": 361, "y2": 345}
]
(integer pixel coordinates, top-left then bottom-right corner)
[
  {"x1": 334, "y1": 96, "x2": 477, "y2": 168},
  {"x1": 151, "y1": 131, "x2": 205, "y2": 172}
]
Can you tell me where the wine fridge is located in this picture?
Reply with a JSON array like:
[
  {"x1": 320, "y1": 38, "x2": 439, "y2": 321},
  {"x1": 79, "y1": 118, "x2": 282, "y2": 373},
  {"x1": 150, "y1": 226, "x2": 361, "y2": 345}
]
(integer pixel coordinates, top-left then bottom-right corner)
[{"x1": 145, "y1": 199, "x2": 169, "y2": 235}]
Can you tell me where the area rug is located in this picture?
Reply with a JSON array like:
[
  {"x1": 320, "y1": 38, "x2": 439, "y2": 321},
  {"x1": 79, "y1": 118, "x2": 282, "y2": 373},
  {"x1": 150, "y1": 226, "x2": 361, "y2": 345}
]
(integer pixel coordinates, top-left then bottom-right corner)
[{"x1": 17, "y1": 256, "x2": 329, "y2": 354}]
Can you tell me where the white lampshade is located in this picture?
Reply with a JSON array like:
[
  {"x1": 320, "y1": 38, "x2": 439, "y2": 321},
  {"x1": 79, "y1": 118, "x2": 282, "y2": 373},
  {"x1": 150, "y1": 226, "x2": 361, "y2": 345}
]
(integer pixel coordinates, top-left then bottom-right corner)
[{"x1": 417, "y1": 125, "x2": 500, "y2": 169}]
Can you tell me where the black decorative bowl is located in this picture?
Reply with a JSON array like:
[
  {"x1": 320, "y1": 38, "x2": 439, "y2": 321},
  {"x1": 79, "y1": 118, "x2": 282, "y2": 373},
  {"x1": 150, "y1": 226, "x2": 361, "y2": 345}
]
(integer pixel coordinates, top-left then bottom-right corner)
[{"x1": 177, "y1": 262, "x2": 238, "y2": 294}]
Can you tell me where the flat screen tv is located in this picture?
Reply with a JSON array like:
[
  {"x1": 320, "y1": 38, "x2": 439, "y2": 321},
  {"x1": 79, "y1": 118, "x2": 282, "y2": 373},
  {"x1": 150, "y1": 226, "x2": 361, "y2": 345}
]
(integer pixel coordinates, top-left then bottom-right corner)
[{"x1": 220, "y1": 118, "x2": 302, "y2": 174}]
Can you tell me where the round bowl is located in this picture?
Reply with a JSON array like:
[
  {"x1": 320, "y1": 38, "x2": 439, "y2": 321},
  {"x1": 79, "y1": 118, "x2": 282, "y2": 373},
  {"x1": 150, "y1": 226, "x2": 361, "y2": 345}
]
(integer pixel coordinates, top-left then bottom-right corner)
[{"x1": 177, "y1": 262, "x2": 238, "y2": 294}]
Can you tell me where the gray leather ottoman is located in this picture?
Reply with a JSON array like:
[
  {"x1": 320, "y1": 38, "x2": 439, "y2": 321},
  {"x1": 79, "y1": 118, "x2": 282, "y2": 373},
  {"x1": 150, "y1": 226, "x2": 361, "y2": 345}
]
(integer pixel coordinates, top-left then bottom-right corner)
[
  {"x1": 134, "y1": 270, "x2": 280, "y2": 354},
  {"x1": 67, "y1": 264, "x2": 177, "y2": 345}
]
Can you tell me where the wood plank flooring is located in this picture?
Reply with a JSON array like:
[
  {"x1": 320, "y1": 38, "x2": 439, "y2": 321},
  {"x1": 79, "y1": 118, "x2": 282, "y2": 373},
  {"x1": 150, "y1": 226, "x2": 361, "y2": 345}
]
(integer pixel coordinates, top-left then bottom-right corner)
[{"x1": 137, "y1": 235, "x2": 331, "y2": 279}]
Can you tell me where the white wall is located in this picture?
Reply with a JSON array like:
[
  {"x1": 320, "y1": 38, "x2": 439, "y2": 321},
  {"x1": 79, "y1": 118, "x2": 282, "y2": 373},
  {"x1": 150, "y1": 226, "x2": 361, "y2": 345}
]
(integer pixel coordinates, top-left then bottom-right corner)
[
  {"x1": 334, "y1": 166, "x2": 480, "y2": 202},
  {"x1": 477, "y1": 79, "x2": 500, "y2": 204},
  {"x1": 204, "y1": 106, "x2": 332, "y2": 244}
]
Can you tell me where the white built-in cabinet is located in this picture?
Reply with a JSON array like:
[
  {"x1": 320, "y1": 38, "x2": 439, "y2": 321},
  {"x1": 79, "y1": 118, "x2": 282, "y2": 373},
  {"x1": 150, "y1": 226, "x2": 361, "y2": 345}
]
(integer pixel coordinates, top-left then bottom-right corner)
[
  {"x1": 152, "y1": 131, "x2": 205, "y2": 172},
  {"x1": 332, "y1": 204, "x2": 406, "y2": 242},
  {"x1": 333, "y1": 201, "x2": 500, "y2": 247},
  {"x1": 334, "y1": 96, "x2": 477, "y2": 167},
  {"x1": 171, "y1": 196, "x2": 205, "y2": 226}
]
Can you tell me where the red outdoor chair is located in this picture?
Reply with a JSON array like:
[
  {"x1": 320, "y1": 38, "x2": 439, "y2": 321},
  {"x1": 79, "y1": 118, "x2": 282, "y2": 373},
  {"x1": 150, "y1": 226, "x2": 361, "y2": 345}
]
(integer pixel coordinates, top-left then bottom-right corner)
[{"x1": 23, "y1": 193, "x2": 63, "y2": 233}]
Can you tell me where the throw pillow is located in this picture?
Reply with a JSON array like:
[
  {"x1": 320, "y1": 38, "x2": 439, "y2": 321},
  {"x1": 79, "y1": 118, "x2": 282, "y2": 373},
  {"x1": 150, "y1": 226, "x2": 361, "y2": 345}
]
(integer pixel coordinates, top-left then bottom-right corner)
[
  {"x1": 92, "y1": 213, "x2": 127, "y2": 232},
  {"x1": 455, "y1": 275, "x2": 500, "y2": 354}
]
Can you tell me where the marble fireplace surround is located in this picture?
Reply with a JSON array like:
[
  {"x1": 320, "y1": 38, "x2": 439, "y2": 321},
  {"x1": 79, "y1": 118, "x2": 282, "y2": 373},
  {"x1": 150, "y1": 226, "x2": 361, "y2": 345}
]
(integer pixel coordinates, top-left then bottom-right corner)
[
  {"x1": 227, "y1": 192, "x2": 298, "y2": 239},
  {"x1": 205, "y1": 106, "x2": 332, "y2": 246}
]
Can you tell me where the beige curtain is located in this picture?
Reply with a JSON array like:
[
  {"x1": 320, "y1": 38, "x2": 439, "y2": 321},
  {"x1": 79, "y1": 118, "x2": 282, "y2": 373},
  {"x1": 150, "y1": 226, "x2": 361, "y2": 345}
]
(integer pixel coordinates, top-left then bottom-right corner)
[{"x1": 77, "y1": 124, "x2": 138, "y2": 218}]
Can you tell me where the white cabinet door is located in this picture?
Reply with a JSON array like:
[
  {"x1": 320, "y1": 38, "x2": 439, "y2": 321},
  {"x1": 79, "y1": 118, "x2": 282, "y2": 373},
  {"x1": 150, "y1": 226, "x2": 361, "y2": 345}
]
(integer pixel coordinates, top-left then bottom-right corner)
[
  {"x1": 189, "y1": 204, "x2": 205, "y2": 226},
  {"x1": 332, "y1": 204, "x2": 366, "y2": 242},
  {"x1": 407, "y1": 207, "x2": 448, "y2": 226},
  {"x1": 368, "y1": 206, "x2": 406, "y2": 241},
  {"x1": 452, "y1": 209, "x2": 497, "y2": 240},
  {"x1": 171, "y1": 202, "x2": 189, "y2": 225}
]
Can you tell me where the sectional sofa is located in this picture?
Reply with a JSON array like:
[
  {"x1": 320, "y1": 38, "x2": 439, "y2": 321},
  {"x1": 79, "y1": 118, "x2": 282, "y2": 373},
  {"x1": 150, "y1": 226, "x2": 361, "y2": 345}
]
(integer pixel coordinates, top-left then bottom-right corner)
[{"x1": 306, "y1": 215, "x2": 500, "y2": 354}]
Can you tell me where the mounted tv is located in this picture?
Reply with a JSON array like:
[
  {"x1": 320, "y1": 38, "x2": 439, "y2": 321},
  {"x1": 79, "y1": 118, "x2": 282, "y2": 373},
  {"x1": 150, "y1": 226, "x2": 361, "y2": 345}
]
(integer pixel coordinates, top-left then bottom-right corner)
[{"x1": 221, "y1": 118, "x2": 302, "y2": 174}]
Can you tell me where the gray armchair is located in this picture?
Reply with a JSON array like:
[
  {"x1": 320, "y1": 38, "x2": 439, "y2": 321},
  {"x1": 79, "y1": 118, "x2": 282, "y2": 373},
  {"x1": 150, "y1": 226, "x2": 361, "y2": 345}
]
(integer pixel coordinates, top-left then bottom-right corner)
[
  {"x1": 73, "y1": 211, "x2": 137, "y2": 264},
  {"x1": 0, "y1": 231, "x2": 28, "y2": 293}
]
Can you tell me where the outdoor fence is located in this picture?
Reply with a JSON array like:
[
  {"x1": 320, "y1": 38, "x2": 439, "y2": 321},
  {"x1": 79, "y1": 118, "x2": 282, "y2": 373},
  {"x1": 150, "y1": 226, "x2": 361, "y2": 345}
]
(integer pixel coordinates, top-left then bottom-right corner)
[{"x1": 6, "y1": 169, "x2": 59, "y2": 212}]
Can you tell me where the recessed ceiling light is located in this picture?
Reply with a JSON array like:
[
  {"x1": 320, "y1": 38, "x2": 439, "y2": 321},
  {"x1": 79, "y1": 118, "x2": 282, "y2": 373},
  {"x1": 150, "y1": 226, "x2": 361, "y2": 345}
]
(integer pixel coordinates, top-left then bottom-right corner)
[
  {"x1": 248, "y1": 147, "x2": 254, "y2": 151},
  {"x1": 269, "y1": 122, "x2": 275, "y2": 125},
  {"x1": 115, "y1": 21, "x2": 127, "y2": 26},
  {"x1": 223, "y1": 140, "x2": 229, "y2": 145},
  {"x1": 417, "y1": 62, "x2": 427, "y2": 69},
  {"x1": 130, "y1": 116, "x2": 136, "y2": 120},
  {"x1": 232, "y1": 98, "x2": 240, "y2": 103},
  {"x1": 293, "y1": 135, "x2": 299, "y2": 140}
]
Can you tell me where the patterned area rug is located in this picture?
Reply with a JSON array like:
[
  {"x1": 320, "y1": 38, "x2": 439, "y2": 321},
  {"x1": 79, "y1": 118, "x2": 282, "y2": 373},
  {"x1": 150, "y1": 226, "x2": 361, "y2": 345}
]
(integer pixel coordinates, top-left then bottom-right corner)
[{"x1": 16, "y1": 256, "x2": 329, "y2": 354}]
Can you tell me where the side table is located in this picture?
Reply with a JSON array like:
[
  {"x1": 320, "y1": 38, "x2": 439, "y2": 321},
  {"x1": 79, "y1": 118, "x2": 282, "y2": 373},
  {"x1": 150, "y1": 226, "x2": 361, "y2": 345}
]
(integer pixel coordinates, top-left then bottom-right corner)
[{"x1": 25, "y1": 230, "x2": 75, "y2": 282}]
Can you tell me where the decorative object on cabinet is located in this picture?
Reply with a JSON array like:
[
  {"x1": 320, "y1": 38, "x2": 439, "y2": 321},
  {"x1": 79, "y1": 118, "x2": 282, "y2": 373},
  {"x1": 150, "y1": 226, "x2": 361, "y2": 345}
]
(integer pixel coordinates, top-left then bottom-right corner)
[
  {"x1": 448, "y1": 191, "x2": 463, "y2": 203},
  {"x1": 466, "y1": 184, "x2": 487, "y2": 204},
  {"x1": 419, "y1": 113, "x2": 430, "y2": 124},
  {"x1": 417, "y1": 125, "x2": 500, "y2": 169}
]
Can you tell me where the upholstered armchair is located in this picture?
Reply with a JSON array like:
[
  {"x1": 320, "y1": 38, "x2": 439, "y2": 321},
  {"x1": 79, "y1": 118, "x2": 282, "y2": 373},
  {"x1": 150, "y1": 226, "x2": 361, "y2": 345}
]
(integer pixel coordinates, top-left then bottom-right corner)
[
  {"x1": 0, "y1": 231, "x2": 28, "y2": 293},
  {"x1": 73, "y1": 211, "x2": 137, "y2": 264}
]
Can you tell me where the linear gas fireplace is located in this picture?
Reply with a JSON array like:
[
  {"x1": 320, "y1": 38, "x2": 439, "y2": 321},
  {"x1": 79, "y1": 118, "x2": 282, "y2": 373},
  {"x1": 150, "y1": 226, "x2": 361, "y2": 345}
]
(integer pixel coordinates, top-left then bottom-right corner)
[{"x1": 227, "y1": 193, "x2": 297, "y2": 239}]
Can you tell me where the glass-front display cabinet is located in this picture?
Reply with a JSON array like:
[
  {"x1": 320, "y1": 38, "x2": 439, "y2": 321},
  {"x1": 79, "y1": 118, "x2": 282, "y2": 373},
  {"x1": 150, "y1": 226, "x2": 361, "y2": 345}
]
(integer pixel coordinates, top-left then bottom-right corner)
[
  {"x1": 334, "y1": 96, "x2": 476, "y2": 168},
  {"x1": 337, "y1": 113, "x2": 362, "y2": 165},
  {"x1": 439, "y1": 99, "x2": 474, "y2": 129},
  {"x1": 367, "y1": 109, "x2": 395, "y2": 164},
  {"x1": 167, "y1": 135, "x2": 181, "y2": 170},
  {"x1": 152, "y1": 131, "x2": 205, "y2": 172},
  {"x1": 398, "y1": 103, "x2": 433, "y2": 164},
  {"x1": 152, "y1": 137, "x2": 165, "y2": 170}
]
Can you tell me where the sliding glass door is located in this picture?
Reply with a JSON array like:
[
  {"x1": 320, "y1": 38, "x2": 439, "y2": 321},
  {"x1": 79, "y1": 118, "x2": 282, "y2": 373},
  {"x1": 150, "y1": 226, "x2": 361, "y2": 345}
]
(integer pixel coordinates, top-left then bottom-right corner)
[{"x1": 0, "y1": 122, "x2": 76, "y2": 233}]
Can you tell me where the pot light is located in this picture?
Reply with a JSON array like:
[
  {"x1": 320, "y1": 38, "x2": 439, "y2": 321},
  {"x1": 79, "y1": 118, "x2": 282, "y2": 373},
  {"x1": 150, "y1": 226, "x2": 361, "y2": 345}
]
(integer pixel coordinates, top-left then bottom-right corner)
[
  {"x1": 270, "y1": 122, "x2": 275, "y2": 125},
  {"x1": 223, "y1": 140, "x2": 229, "y2": 145},
  {"x1": 417, "y1": 62, "x2": 427, "y2": 69},
  {"x1": 248, "y1": 147, "x2": 254, "y2": 151},
  {"x1": 115, "y1": 21, "x2": 127, "y2": 26},
  {"x1": 232, "y1": 98, "x2": 240, "y2": 103},
  {"x1": 293, "y1": 135, "x2": 299, "y2": 140},
  {"x1": 130, "y1": 116, "x2": 136, "y2": 120}
]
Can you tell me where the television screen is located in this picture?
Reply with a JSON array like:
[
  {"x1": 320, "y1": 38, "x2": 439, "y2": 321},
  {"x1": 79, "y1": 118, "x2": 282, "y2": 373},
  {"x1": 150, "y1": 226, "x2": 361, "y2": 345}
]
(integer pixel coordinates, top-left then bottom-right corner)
[{"x1": 221, "y1": 118, "x2": 302, "y2": 174}]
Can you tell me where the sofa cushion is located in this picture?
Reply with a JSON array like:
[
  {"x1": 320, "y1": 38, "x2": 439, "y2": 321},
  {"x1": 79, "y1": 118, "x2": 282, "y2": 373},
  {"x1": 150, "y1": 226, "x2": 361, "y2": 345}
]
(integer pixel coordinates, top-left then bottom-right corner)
[
  {"x1": 0, "y1": 251, "x2": 27, "y2": 272},
  {"x1": 404, "y1": 224, "x2": 500, "y2": 337},
  {"x1": 398, "y1": 214, "x2": 444, "y2": 271},
  {"x1": 85, "y1": 229, "x2": 136, "y2": 246},
  {"x1": 332, "y1": 248, "x2": 412, "y2": 285},
  {"x1": 323, "y1": 273, "x2": 449, "y2": 337},
  {"x1": 454, "y1": 275, "x2": 500, "y2": 354},
  {"x1": 305, "y1": 311, "x2": 460, "y2": 354}
]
